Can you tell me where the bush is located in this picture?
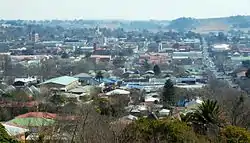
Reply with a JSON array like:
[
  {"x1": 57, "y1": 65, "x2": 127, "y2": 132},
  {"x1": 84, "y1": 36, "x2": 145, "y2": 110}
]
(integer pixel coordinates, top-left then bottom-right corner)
[
  {"x1": 120, "y1": 118, "x2": 209, "y2": 143},
  {"x1": 219, "y1": 126, "x2": 250, "y2": 143}
]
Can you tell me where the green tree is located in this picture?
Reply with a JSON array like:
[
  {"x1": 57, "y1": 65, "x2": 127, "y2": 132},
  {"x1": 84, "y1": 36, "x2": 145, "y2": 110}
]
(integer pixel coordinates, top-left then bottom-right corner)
[
  {"x1": 162, "y1": 79, "x2": 175, "y2": 107},
  {"x1": 95, "y1": 71, "x2": 103, "y2": 83},
  {"x1": 120, "y1": 118, "x2": 208, "y2": 143},
  {"x1": 189, "y1": 99, "x2": 222, "y2": 135},
  {"x1": 219, "y1": 126, "x2": 250, "y2": 143},
  {"x1": 143, "y1": 59, "x2": 151, "y2": 71},
  {"x1": 61, "y1": 52, "x2": 69, "y2": 59},
  {"x1": 0, "y1": 123, "x2": 19, "y2": 143},
  {"x1": 113, "y1": 56, "x2": 126, "y2": 68},
  {"x1": 2, "y1": 55, "x2": 12, "y2": 76},
  {"x1": 153, "y1": 64, "x2": 161, "y2": 76},
  {"x1": 242, "y1": 60, "x2": 250, "y2": 68},
  {"x1": 245, "y1": 68, "x2": 250, "y2": 78},
  {"x1": 49, "y1": 94, "x2": 66, "y2": 105},
  {"x1": 85, "y1": 51, "x2": 92, "y2": 59}
]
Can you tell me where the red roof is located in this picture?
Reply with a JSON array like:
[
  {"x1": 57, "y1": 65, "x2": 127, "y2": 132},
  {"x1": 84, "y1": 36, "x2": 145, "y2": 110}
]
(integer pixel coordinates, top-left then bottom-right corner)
[
  {"x1": 16, "y1": 112, "x2": 57, "y2": 119},
  {"x1": 16, "y1": 112, "x2": 79, "y2": 121},
  {"x1": 0, "y1": 101, "x2": 38, "y2": 108},
  {"x1": 239, "y1": 48, "x2": 250, "y2": 53}
]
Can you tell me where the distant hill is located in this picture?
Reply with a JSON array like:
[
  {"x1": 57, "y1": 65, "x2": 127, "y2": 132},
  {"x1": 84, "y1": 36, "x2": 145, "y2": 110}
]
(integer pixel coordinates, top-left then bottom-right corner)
[
  {"x1": 167, "y1": 17, "x2": 199, "y2": 31},
  {"x1": 1, "y1": 15, "x2": 249, "y2": 32},
  {"x1": 168, "y1": 15, "x2": 250, "y2": 32}
]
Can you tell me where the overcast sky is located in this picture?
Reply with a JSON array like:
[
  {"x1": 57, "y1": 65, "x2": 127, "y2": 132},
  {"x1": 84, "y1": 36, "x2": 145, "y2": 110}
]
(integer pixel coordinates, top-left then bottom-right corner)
[{"x1": 0, "y1": 0, "x2": 250, "y2": 20}]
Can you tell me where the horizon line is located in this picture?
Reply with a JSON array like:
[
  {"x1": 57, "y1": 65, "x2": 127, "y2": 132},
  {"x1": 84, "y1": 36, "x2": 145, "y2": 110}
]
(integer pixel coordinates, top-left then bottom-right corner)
[{"x1": 0, "y1": 14, "x2": 249, "y2": 21}]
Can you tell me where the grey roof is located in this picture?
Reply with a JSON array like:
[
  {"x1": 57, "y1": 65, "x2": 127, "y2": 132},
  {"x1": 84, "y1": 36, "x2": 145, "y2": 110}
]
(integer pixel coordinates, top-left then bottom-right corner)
[
  {"x1": 69, "y1": 86, "x2": 87, "y2": 93},
  {"x1": 40, "y1": 76, "x2": 78, "y2": 86},
  {"x1": 74, "y1": 73, "x2": 92, "y2": 78}
]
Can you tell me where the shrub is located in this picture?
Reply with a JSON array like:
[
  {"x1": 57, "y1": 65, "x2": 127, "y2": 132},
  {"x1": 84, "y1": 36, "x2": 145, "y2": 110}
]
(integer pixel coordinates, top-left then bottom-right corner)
[{"x1": 219, "y1": 126, "x2": 250, "y2": 143}]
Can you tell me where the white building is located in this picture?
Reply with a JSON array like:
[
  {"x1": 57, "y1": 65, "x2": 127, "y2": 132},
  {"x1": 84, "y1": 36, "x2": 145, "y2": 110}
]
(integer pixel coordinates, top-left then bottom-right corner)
[{"x1": 211, "y1": 44, "x2": 230, "y2": 52}]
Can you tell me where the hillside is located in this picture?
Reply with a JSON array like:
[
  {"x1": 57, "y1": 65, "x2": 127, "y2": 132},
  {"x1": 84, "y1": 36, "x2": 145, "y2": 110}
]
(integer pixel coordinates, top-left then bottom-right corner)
[{"x1": 168, "y1": 15, "x2": 250, "y2": 32}]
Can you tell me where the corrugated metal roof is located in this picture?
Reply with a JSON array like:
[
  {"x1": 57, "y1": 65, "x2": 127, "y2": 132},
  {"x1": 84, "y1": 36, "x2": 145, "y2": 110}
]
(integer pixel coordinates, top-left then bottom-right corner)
[
  {"x1": 40, "y1": 76, "x2": 78, "y2": 86},
  {"x1": 2, "y1": 123, "x2": 28, "y2": 136},
  {"x1": 8, "y1": 117, "x2": 55, "y2": 127},
  {"x1": 74, "y1": 73, "x2": 92, "y2": 78}
]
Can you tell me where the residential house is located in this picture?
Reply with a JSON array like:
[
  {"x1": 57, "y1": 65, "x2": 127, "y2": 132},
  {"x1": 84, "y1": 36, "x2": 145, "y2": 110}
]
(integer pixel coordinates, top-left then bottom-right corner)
[
  {"x1": 39, "y1": 76, "x2": 79, "y2": 92},
  {"x1": 139, "y1": 52, "x2": 170, "y2": 64},
  {"x1": 80, "y1": 46, "x2": 94, "y2": 53},
  {"x1": 74, "y1": 73, "x2": 94, "y2": 85},
  {"x1": 1, "y1": 123, "x2": 29, "y2": 141},
  {"x1": 91, "y1": 48, "x2": 112, "y2": 63},
  {"x1": 172, "y1": 51, "x2": 202, "y2": 60},
  {"x1": 105, "y1": 89, "x2": 130, "y2": 96},
  {"x1": 158, "y1": 109, "x2": 170, "y2": 116},
  {"x1": 13, "y1": 77, "x2": 38, "y2": 87}
]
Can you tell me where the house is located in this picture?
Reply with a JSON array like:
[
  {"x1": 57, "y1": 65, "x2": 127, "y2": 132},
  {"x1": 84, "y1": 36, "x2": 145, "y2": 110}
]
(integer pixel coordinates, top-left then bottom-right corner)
[
  {"x1": 73, "y1": 73, "x2": 94, "y2": 85},
  {"x1": 1, "y1": 123, "x2": 29, "y2": 141},
  {"x1": 145, "y1": 96, "x2": 160, "y2": 104},
  {"x1": 90, "y1": 55, "x2": 112, "y2": 63},
  {"x1": 13, "y1": 77, "x2": 38, "y2": 87},
  {"x1": 139, "y1": 52, "x2": 170, "y2": 64},
  {"x1": 7, "y1": 117, "x2": 55, "y2": 128},
  {"x1": 172, "y1": 51, "x2": 202, "y2": 60},
  {"x1": 211, "y1": 44, "x2": 230, "y2": 52},
  {"x1": 80, "y1": 46, "x2": 94, "y2": 52},
  {"x1": 185, "y1": 98, "x2": 203, "y2": 110},
  {"x1": 175, "y1": 77, "x2": 196, "y2": 84},
  {"x1": 39, "y1": 76, "x2": 79, "y2": 92},
  {"x1": 232, "y1": 67, "x2": 248, "y2": 78},
  {"x1": 159, "y1": 109, "x2": 170, "y2": 116},
  {"x1": 26, "y1": 133, "x2": 71, "y2": 143},
  {"x1": 105, "y1": 89, "x2": 130, "y2": 96},
  {"x1": 91, "y1": 49, "x2": 112, "y2": 63},
  {"x1": 63, "y1": 86, "x2": 90, "y2": 101},
  {"x1": 238, "y1": 48, "x2": 250, "y2": 54}
]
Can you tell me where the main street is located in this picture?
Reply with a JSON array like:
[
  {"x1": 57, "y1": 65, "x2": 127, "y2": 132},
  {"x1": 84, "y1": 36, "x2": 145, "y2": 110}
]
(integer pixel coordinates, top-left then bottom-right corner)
[{"x1": 202, "y1": 38, "x2": 238, "y2": 88}]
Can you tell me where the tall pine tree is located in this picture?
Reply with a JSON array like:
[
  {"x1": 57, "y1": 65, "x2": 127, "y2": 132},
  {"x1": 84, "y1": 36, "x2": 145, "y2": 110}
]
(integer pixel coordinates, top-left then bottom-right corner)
[
  {"x1": 162, "y1": 79, "x2": 175, "y2": 107},
  {"x1": 153, "y1": 65, "x2": 161, "y2": 76}
]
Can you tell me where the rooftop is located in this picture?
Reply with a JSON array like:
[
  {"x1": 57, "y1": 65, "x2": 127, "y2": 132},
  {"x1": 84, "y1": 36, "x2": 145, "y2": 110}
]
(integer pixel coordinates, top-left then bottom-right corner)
[
  {"x1": 1, "y1": 123, "x2": 28, "y2": 136},
  {"x1": 74, "y1": 73, "x2": 92, "y2": 78},
  {"x1": 40, "y1": 76, "x2": 79, "y2": 86},
  {"x1": 8, "y1": 117, "x2": 55, "y2": 127}
]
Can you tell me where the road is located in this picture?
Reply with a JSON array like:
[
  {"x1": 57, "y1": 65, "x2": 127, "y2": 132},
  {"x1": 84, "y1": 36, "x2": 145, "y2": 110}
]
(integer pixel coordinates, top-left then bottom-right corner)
[{"x1": 201, "y1": 38, "x2": 237, "y2": 88}]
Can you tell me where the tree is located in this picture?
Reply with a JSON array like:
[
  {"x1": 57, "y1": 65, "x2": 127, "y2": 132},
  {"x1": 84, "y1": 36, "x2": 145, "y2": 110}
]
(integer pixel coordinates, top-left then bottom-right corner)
[
  {"x1": 143, "y1": 59, "x2": 151, "y2": 71},
  {"x1": 95, "y1": 71, "x2": 103, "y2": 83},
  {"x1": 245, "y1": 68, "x2": 250, "y2": 78},
  {"x1": 61, "y1": 52, "x2": 69, "y2": 59},
  {"x1": 0, "y1": 124, "x2": 19, "y2": 143},
  {"x1": 162, "y1": 79, "x2": 175, "y2": 107},
  {"x1": 153, "y1": 65, "x2": 161, "y2": 76},
  {"x1": 49, "y1": 94, "x2": 66, "y2": 105},
  {"x1": 113, "y1": 57, "x2": 126, "y2": 68},
  {"x1": 112, "y1": 69, "x2": 124, "y2": 77},
  {"x1": 219, "y1": 126, "x2": 250, "y2": 143},
  {"x1": 120, "y1": 118, "x2": 209, "y2": 143},
  {"x1": 189, "y1": 99, "x2": 222, "y2": 135},
  {"x1": 85, "y1": 52, "x2": 92, "y2": 59},
  {"x1": 2, "y1": 55, "x2": 12, "y2": 76},
  {"x1": 242, "y1": 60, "x2": 250, "y2": 68}
]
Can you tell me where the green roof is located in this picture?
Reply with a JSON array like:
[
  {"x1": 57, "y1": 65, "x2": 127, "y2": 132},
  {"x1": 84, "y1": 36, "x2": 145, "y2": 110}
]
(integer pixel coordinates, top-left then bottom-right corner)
[
  {"x1": 231, "y1": 56, "x2": 250, "y2": 61},
  {"x1": 40, "y1": 76, "x2": 79, "y2": 86},
  {"x1": 8, "y1": 117, "x2": 55, "y2": 127}
]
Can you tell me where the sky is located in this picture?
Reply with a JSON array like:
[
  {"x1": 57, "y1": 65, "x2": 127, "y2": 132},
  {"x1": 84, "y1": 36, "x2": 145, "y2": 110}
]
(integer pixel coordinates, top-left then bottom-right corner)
[{"x1": 0, "y1": 0, "x2": 250, "y2": 20}]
